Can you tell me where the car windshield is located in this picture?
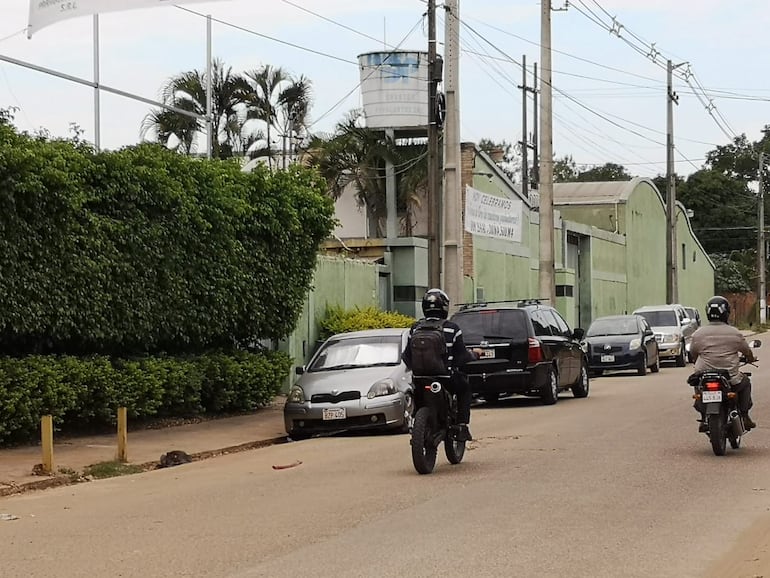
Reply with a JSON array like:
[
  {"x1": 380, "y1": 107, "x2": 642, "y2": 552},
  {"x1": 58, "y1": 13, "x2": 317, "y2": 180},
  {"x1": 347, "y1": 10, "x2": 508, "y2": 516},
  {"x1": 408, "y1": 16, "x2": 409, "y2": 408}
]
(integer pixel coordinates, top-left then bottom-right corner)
[
  {"x1": 451, "y1": 309, "x2": 529, "y2": 341},
  {"x1": 586, "y1": 318, "x2": 638, "y2": 337},
  {"x1": 309, "y1": 335, "x2": 402, "y2": 371},
  {"x1": 637, "y1": 310, "x2": 677, "y2": 327}
]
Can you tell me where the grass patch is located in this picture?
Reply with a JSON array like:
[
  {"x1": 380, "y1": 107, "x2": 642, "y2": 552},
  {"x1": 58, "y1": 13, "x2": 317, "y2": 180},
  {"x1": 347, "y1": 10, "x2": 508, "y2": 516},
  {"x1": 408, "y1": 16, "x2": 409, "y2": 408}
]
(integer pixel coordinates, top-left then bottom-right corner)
[{"x1": 84, "y1": 461, "x2": 145, "y2": 479}]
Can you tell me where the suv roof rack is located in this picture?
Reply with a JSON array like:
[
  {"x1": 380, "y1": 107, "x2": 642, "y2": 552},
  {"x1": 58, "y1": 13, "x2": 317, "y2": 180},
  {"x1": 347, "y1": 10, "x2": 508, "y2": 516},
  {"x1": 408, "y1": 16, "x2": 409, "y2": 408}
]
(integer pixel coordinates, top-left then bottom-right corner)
[{"x1": 457, "y1": 299, "x2": 544, "y2": 311}]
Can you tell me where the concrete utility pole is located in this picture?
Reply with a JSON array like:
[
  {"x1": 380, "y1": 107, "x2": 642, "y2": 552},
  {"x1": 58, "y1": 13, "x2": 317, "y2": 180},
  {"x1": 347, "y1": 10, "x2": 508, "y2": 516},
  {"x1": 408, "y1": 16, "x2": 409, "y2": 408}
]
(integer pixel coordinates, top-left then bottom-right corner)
[
  {"x1": 532, "y1": 62, "x2": 539, "y2": 188},
  {"x1": 518, "y1": 55, "x2": 537, "y2": 200},
  {"x1": 666, "y1": 59, "x2": 685, "y2": 304},
  {"x1": 427, "y1": 0, "x2": 441, "y2": 289},
  {"x1": 538, "y1": 0, "x2": 555, "y2": 305},
  {"x1": 757, "y1": 153, "x2": 767, "y2": 325},
  {"x1": 442, "y1": 0, "x2": 463, "y2": 306}
]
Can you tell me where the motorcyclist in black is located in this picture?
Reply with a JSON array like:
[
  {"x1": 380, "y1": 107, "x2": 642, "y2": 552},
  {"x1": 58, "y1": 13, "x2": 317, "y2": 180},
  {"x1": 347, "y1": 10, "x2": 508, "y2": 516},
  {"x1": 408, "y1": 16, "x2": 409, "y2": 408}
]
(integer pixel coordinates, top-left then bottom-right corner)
[
  {"x1": 690, "y1": 296, "x2": 757, "y2": 432},
  {"x1": 402, "y1": 288, "x2": 481, "y2": 442}
]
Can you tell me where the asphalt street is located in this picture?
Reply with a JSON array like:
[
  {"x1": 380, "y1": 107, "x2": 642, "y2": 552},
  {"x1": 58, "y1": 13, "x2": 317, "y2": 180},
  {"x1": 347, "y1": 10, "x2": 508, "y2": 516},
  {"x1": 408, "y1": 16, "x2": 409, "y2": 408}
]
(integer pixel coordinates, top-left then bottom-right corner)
[{"x1": 2, "y1": 354, "x2": 770, "y2": 578}]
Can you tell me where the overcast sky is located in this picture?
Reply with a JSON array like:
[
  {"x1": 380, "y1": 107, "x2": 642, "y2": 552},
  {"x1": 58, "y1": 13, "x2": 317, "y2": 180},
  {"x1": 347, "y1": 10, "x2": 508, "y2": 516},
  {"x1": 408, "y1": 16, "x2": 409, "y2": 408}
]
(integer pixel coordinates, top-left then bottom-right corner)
[{"x1": 1, "y1": 0, "x2": 769, "y2": 179}]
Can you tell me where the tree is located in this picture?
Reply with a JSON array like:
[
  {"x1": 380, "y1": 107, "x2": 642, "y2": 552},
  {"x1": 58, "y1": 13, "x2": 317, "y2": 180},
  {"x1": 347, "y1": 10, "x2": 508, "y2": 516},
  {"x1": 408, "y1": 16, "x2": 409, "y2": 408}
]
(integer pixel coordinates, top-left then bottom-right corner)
[
  {"x1": 553, "y1": 155, "x2": 579, "y2": 183},
  {"x1": 575, "y1": 162, "x2": 631, "y2": 182},
  {"x1": 478, "y1": 138, "x2": 520, "y2": 181},
  {"x1": 241, "y1": 65, "x2": 313, "y2": 169},
  {"x1": 677, "y1": 169, "x2": 756, "y2": 254},
  {"x1": 306, "y1": 110, "x2": 426, "y2": 236},
  {"x1": 140, "y1": 59, "x2": 257, "y2": 159}
]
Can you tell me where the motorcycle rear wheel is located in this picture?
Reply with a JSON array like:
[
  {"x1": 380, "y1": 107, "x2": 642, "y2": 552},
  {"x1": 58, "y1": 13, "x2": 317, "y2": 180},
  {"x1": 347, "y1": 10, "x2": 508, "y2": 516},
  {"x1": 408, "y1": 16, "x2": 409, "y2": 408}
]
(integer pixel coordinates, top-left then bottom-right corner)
[
  {"x1": 411, "y1": 407, "x2": 438, "y2": 474},
  {"x1": 708, "y1": 413, "x2": 727, "y2": 456}
]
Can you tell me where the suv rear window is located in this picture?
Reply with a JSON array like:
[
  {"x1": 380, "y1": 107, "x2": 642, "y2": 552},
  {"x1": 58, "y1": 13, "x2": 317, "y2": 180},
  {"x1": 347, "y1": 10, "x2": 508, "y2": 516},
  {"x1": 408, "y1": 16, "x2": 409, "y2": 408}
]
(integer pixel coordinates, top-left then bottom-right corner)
[
  {"x1": 636, "y1": 310, "x2": 677, "y2": 327},
  {"x1": 452, "y1": 309, "x2": 530, "y2": 342}
]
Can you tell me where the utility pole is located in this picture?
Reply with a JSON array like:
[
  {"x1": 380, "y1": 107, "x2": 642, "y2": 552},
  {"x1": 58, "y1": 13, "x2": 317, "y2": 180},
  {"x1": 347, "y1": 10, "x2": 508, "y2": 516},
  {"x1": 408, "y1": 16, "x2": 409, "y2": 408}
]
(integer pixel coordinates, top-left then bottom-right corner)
[
  {"x1": 757, "y1": 153, "x2": 767, "y2": 325},
  {"x1": 518, "y1": 55, "x2": 537, "y2": 199},
  {"x1": 427, "y1": 0, "x2": 441, "y2": 289},
  {"x1": 666, "y1": 59, "x2": 685, "y2": 304},
  {"x1": 442, "y1": 0, "x2": 462, "y2": 307},
  {"x1": 538, "y1": 0, "x2": 555, "y2": 305}
]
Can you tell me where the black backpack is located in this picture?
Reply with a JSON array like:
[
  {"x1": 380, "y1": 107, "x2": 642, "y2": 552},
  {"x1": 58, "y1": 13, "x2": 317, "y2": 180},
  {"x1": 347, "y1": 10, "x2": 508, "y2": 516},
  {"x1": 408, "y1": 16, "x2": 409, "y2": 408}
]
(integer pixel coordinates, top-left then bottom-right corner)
[{"x1": 410, "y1": 319, "x2": 449, "y2": 376}]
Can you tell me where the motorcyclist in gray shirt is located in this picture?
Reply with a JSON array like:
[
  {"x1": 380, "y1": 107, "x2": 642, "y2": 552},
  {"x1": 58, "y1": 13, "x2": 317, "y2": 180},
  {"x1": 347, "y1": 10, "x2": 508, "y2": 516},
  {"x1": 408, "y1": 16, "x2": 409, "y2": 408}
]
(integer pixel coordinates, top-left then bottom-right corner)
[{"x1": 689, "y1": 296, "x2": 757, "y2": 431}]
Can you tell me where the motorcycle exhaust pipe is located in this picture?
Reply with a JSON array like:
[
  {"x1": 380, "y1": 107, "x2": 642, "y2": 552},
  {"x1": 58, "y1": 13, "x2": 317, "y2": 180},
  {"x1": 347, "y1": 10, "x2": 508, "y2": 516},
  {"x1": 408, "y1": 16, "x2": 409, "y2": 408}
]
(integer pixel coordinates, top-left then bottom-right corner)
[{"x1": 729, "y1": 410, "x2": 745, "y2": 436}]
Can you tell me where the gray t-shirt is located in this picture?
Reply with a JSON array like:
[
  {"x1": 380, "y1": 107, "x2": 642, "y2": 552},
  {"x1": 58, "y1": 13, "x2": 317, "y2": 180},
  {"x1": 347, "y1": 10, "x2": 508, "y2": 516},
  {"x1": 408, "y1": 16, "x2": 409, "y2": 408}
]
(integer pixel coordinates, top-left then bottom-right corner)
[{"x1": 690, "y1": 321, "x2": 754, "y2": 385}]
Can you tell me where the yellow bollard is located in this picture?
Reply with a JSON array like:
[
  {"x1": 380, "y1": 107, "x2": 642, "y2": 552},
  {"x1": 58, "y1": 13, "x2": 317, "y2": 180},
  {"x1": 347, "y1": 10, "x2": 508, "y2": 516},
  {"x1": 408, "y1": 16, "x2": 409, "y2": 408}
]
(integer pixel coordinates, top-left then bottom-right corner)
[
  {"x1": 117, "y1": 407, "x2": 128, "y2": 463},
  {"x1": 41, "y1": 415, "x2": 54, "y2": 474}
]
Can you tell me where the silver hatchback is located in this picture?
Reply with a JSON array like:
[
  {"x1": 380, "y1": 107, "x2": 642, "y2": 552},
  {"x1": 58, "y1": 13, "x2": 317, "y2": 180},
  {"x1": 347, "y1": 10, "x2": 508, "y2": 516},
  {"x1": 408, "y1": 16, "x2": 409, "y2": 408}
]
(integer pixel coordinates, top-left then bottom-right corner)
[{"x1": 283, "y1": 328, "x2": 413, "y2": 440}]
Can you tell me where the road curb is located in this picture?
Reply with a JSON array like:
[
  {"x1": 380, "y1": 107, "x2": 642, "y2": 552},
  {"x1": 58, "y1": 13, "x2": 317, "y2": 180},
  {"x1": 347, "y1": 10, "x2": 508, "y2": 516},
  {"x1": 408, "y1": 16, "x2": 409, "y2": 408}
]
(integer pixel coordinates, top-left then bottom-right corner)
[{"x1": 0, "y1": 435, "x2": 290, "y2": 498}]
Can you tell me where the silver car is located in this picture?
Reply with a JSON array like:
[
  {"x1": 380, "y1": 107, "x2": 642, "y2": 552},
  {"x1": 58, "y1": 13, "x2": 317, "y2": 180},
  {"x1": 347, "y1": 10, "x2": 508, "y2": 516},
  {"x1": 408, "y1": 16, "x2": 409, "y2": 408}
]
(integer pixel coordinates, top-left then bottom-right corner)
[
  {"x1": 632, "y1": 304, "x2": 695, "y2": 367},
  {"x1": 283, "y1": 328, "x2": 413, "y2": 440}
]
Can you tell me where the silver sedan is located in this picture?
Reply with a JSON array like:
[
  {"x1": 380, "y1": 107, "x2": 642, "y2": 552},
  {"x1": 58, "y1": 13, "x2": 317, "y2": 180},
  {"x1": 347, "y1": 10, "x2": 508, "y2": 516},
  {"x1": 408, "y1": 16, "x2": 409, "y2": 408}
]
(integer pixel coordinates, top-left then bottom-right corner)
[{"x1": 283, "y1": 328, "x2": 413, "y2": 440}]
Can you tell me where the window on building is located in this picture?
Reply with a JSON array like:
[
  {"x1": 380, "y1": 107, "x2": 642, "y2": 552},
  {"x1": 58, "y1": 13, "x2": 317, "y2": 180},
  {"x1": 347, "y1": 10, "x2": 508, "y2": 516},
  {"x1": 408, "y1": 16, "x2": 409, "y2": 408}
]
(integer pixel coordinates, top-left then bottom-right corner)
[{"x1": 681, "y1": 244, "x2": 687, "y2": 270}]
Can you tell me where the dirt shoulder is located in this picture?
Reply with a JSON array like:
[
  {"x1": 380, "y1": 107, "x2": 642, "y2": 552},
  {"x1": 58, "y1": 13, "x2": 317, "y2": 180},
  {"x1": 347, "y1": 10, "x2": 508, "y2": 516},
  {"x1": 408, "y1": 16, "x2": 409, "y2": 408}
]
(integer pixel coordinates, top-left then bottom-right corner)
[{"x1": 705, "y1": 512, "x2": 770, "y2": 577}]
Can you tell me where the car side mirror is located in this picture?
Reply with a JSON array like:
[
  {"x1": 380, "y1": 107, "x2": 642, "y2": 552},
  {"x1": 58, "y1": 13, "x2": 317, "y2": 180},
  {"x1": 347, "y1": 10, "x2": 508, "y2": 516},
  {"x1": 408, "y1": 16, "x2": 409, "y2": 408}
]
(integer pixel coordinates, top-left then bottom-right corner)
[
  {"x1": 572, "y1": 327, "x2": 585, "y2": 340},
  {"x1": 295, "y1": 366, "x2": 305, "y2": 375},
  {"x1": 749, "y1": 340, "x2": 762, "y2": 348},
  {"x1": 645, "y1": 329, "x2": 653, "y2": 336}
]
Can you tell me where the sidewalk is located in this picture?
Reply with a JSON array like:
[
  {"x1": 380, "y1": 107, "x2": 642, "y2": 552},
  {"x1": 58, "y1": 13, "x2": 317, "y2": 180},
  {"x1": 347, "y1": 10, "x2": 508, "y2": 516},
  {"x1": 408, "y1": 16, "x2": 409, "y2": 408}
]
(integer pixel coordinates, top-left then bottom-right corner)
[{"x1": 0, "y1": 396, "x2": 288, "y2": 497}]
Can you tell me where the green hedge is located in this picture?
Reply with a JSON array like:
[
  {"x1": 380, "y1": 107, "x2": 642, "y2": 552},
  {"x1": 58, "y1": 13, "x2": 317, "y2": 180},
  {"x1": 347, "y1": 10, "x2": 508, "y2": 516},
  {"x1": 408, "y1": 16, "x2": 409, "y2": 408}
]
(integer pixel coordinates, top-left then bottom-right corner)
[
  {"x1": 319, "y1": 305, "x2": 415, "y2": 341},
  {"x1": 0, "y1": 350, "x2": 292, "y2": 446},
  {"x1": 0, "y1": 118, "x2": 336, "y2": 356}
]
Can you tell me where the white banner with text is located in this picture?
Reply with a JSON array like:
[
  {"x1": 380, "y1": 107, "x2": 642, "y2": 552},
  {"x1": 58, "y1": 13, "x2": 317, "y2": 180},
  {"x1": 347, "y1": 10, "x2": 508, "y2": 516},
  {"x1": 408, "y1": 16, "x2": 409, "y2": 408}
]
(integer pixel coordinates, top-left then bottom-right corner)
[
  {"x1": 464, "y1": 186, "x2": 523, "y2": 243},
  {"x1": 29, "y1": 0, "x2": 229, "y2": 37}
]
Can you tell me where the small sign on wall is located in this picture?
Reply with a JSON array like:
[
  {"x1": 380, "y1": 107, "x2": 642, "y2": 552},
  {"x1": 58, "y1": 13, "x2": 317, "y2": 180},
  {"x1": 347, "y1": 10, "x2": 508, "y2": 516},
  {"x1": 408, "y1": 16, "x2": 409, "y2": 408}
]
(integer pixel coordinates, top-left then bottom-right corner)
[{"x1": 464, "y1": 186, "x2": 523, "y2": 243}]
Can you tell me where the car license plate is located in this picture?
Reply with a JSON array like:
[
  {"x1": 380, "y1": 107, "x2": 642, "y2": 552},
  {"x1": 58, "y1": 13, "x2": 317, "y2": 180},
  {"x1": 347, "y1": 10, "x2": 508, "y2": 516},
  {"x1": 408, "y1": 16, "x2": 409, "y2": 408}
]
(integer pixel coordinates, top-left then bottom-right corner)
[
  {"x1": 702, "y1": 391, "x2": 722, "y2": 403},
  {"x1": 322, "y1": 407, "x2": 346, "y2": 420},
  {"x1": 600, "y1": 355, "x2": 615, "y2": 363},
  {"x1": 481, "y1": 349, "x2": 495, "y2": 359}
]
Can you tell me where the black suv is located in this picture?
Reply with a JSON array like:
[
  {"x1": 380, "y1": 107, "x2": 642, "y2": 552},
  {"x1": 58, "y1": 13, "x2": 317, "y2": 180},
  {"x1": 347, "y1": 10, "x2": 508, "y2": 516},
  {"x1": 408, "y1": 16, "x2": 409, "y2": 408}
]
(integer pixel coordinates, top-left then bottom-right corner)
[{"x1": 450, "y1": 300, "x2": 589, "y2": 405}]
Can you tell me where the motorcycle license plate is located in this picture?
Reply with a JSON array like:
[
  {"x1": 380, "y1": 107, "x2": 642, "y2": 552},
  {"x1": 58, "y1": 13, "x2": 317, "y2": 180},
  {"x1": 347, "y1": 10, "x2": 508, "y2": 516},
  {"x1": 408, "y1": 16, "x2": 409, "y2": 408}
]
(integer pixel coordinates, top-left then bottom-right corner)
[
  {"x1": 481, "y1": 349, "x2": 495, "y2": 359},
  {"x1": 601, "y1": 355, "x2": 614, "y2": 363},
  {"x1": 702, "y1": 391, "x2": 722, "y2": 403},
  {"x1": 322, "y1": 408, "x2": 346, "y2": 420}
]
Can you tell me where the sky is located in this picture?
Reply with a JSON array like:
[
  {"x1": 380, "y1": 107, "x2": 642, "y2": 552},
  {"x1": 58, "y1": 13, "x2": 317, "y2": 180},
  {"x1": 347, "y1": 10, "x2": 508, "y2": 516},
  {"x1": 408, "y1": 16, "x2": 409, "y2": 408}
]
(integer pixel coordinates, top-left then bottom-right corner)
[{"x1": 1, "y1": 0, "x2": 769, "y2": 179}]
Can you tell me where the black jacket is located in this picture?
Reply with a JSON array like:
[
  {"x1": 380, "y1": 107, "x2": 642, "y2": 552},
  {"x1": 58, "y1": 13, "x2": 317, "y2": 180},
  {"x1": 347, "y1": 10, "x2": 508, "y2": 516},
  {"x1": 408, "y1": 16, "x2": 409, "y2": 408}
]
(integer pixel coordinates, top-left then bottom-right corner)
[{"x1": 401, "y1": 316, "x2": 477, "y2": 371}]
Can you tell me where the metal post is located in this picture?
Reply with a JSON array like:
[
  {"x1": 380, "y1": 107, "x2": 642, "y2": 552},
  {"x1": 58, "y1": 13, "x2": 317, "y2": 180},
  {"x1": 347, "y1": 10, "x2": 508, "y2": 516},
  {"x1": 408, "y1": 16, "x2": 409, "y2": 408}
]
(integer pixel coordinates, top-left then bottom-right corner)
[
  {"x1": 93, "y1": 14, "x2": 101, "y2": 152},
  {"x1": 427, "y1": 0, "x2": 441, "y2": 289},
  {"x1": 385, "y1": 128, "x2": 397, "y2": 242},
  {"x1": 757, "y1": 153, "x2": 767, "y2": 325},
  {"x1": 206, "y1": 14, "x2": 213, "y2": 159},
  {"x1": 538, "y1": 0, "x2": 555, "y2": 305},
  {"x1": 442, "y1": 0, "x2": 462, "y2": 306}
]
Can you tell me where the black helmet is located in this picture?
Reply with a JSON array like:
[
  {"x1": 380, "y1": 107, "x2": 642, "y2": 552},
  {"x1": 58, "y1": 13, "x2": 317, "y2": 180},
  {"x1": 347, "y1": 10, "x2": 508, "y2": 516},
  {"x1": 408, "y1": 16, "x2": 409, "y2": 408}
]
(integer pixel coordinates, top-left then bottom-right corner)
[
  {"x1": 422, "y1": 288, "x2": 449, "y2": 319},
  {"x1": 705, "y1": 295, "x2": 730, "y2": 323}
]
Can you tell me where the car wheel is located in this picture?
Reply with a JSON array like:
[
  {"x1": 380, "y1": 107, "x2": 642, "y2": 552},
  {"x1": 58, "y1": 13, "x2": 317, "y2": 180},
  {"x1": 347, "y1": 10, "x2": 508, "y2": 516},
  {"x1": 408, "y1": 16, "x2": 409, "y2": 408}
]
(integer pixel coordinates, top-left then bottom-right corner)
[
  {"x1": 398, "y1": 392, "x2": 414, "y2": 434},
  {"x1": 540, "y1": 367, "x2": 559, "y2": 405},
  {"x1": 483, "y1": 392, "x2": 501, "y2": 405},
  {"x1": 572, "y1": 362, "x2": 590, "y2": 398},
  {"x1": 638, "y1": 352, "x2": 647, "y2": 376},
  {"x1": 675, "y1": 341, "x2": 686, "y2": 367},
  {"x1": 650, "y1": 352, "x2": 660, "y2": 373}
]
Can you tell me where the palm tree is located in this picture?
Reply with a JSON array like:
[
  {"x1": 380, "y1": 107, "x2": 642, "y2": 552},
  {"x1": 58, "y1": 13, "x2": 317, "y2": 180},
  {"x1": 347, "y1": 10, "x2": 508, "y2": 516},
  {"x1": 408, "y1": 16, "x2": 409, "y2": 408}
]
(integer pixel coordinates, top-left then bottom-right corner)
[
  {"x1": 306, "y1": 110, "x2": 427, "y2": 236},
  {"x1": 241, "y1": 65, "x2": 313, "y2": 169},
  {"x1": 141, "y1": 59, "x2": 254, "y2": 159}
]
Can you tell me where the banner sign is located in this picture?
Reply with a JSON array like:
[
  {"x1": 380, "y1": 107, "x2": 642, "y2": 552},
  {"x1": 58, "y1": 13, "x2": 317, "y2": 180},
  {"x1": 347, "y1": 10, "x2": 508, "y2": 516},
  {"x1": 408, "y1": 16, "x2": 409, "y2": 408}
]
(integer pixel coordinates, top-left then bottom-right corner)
[
  {"x1": 464, "y1": 185, "x2": 523, "y2": 243},
  {"x1": 28, "y1": 0, "x2": 228, "y2": 37}
]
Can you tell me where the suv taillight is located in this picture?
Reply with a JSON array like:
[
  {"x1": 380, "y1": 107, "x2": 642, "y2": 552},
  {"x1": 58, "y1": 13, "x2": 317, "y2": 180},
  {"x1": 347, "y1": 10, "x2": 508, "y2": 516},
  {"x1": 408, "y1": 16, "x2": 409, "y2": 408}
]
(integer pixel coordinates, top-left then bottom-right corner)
[{"x1": 528, "y1": 337, "x2": 544, "y2": 363}]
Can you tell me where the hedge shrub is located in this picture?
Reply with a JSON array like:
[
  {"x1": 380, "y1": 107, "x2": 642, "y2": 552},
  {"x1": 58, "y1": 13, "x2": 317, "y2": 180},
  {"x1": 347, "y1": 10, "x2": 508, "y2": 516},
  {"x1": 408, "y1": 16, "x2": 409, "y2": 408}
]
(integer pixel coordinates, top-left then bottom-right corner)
[
  {"x1": 0, "y1": 350, "x2": 292, "y2": 446},
  {"x1": 0, "y1": 119, "x2": 336, "y2": 356},
  {"x1": 319, "y1": 305, "x2": 415, "y2": 340}
]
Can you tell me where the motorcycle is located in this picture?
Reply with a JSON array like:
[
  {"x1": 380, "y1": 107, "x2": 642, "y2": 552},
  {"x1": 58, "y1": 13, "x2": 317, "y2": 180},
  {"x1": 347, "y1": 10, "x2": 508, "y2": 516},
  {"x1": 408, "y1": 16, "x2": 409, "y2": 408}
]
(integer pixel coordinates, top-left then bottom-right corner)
[
  {"x1": 410, "y1": 374, "x2": 466, "y2": 474},
  {"x1": 688, "y1": 339, "x2": 761, "y2": 456}
]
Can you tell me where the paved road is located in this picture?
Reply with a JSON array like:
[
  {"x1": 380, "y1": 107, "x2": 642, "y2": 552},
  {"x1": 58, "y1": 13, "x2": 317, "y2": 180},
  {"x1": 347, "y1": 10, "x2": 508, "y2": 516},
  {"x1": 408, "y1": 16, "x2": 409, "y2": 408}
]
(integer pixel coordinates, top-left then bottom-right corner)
[{"x1": 1, "y1": 357, "x2": 769, "y2": 578}]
